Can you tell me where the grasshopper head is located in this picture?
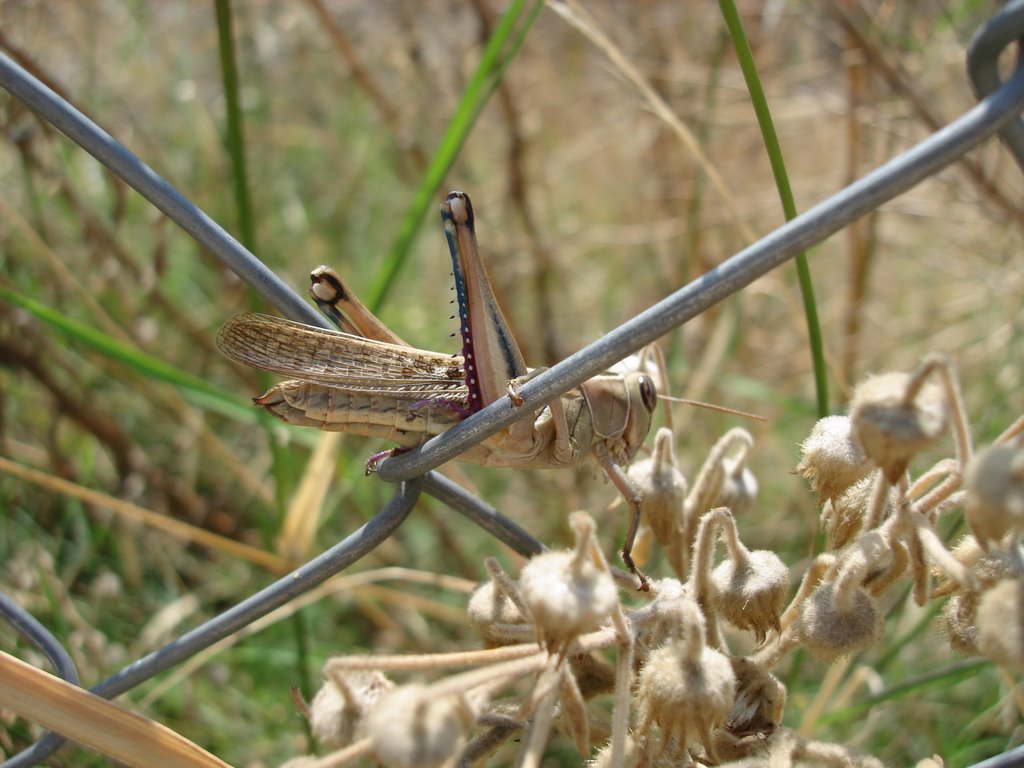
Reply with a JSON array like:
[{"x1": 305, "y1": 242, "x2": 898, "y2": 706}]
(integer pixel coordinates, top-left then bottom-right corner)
[
  {"x1": 622, "y1": 371, "x2": 658, "y2": 458},
  {"x1": 581, "y1": 371, "x2": 658, "y2": 463}
]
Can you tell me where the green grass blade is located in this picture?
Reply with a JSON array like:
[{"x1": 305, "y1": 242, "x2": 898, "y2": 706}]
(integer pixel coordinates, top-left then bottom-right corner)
[
  {"x1": 366, "y1": 0, "x2": 544, "y2": 312},
  {"x1": 0, "y1": 284, "x2": 251, "y2": 420},
  {"x1": 215, "y1": 0, "x2": 257, "y2": 253},
  {"x1": 816, "y1": 658, "x2": 988, "y2": 726},
  {"x1": 719, "y1": 0, "x2": 830, "y2": 417}
]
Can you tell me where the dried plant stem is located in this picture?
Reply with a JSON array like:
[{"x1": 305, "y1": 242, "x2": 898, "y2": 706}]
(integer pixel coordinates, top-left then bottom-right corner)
[
  {"x1": 833, "y1": 539, "x2": 876, "y2": 612},
  {"x1": 778, "y1": 554, "x2": 835, "y2": 634},
  {"x1": 907, "y1": 458, "x2": 961, "y2": 518},
  {"x1": 431, "y1": 654, "x2": 548, "y2": 705},
  {"x1": 685, "y1": 429, "x2": 754, "y2": 535},
  {"x1": 301, "y1": 738, "x2": 374, "y2": 768},
  {"x1": 485, "y1": 557, "x2": 532, "y2": 619},
  {"x1": 325, "y1": 643, "x2": 544, "y2": 674},
  {"x1": 609, "y1": 629, "x2": 635, "y2": 767},
  {"x1": 0, "y1": 456, "x2": 290, "y2": 572},
  {"x1": 302, "y1": 0, "x2": 426, "y2": 173},
  {"x1": 547, "y1": 0, "x2": 755, "y2": 244},
  {"x1": 997, "y1": 667, "x2": 1024, "y2": 720},
  {"x1": 688, "y1": 507, "x2": 732, "y2": 648},
  {"x1": 904, "y1": 504, "x2": 978, "y2": 591},
  {"x1": 0, "y1": 651, "x2": 230, "y2": 768},
  {"x1": 912, "y1": 353, "x2": 973, "y2": 467},
  {"x1": 797, "y1": 655, "x2": 852, "y2": 737},
  {"x1": 863, "y1": 470, "x2": 891, "y2": 531},
  {"x1": 996, "y1": 414, "x2": 1024, "y2": 444},
  {"x1": 276, "y1": 432, "x2": 343, "y2": 561},
  {"x1": 516, "y1": 673, "x2": 558, "y2": 768}
]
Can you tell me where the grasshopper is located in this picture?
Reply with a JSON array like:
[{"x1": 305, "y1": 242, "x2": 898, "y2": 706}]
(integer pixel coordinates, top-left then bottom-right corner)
[{"x1": 217, "y1": 192, "x2": 658, "y2": 587}]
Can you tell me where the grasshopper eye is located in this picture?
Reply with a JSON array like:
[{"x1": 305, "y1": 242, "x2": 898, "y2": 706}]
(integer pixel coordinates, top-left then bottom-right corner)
[{"x1": 638, "y1": 375, "x2": 657, "y2": 413}]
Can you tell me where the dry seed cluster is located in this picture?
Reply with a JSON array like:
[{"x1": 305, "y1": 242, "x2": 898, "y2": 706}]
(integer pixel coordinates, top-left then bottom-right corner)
[{"x1": 283, "y1": 355, "x2": 1023, "y2": 767}]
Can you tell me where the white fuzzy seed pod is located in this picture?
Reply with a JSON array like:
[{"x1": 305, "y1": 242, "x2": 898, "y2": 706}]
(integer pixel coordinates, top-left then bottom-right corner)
[
  {"x1": 715, "y1": 454, "x2": 759, "y2": 516},
  {"x1": 942, "y1": 542, "x2": 1024, "y2": 655},
  {"x1": 820, "y1": 475, "x2": 878, "y2": 549},
  {"x1": 796, "y1": 581, "x2": 882, "y2": 661},
  {"x1": 636, "y1": 600, "x2": 736, "y2": 761},
  {"x1": 725, "y1": 656, "x2": 786, "y2": 739},
  {"x1": 309, "y1": 670, "x2": 393, "y2": 749},
  {"x1": 964, "y1": 443, "x2": 1024, "y2": 551},
  {"x1": 976, "y1": 578, "x2": 1024, "y2": 669},
  {"x1": 588, "y1": 733, "x2": 673, "y2": 768},
  {"x1": 627, "y1": 427, "x2": 688, "y2": 547},
  {"x1": 366, "y1": 684, "x2": 474, "y2": 768},
  {"x1": 519, "y1": 549, "x2": 618, "y2": 653},
  {"x1": 796, "y1": 415, "x2": 873, "y2": 505},
  {"x1": 467, "y1": 561, "x2": 530, "y2": 647},
  {"x1": 849, "y1": 371, "x2": 948, "y2": 482},
  {"x1": 636, "y1": 578, "x2": 701, "y2": 653},
  {"x1": 711, "y1": 548, "x2": 789, "y2": 643}
]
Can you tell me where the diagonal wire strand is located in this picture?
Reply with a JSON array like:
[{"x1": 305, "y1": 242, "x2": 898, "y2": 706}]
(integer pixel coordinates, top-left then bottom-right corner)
[
  {"x1": 1, "y1": 478, "x2": 423, "y2": 768},
  {"x1": 2, "y1": 5, "x2": 1024, "y2": 765},
  {"x1": 376, "y1": 53, "x2": 1024, "y2": 482}
]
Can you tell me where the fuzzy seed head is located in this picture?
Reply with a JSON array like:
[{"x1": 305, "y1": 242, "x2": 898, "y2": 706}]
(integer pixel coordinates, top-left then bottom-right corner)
[
  {"x1": 849, "y1": 372, "x2": 948, "y2": 482},
  {"x1": 797, "y1": 415, "x2": 873, "y2": 505},
  {"x1": 715, "y1": 455, "x2": 759, "y2": 516},
  {"x1": 636, "y1": 578, "x2": 701, "y2": 653},
  {"x1": 820, "y1": 476, "x2": 878, "y2": 549},
  {"x1": 309, "y1": 670, "x2": 393, "y2": 748},
  {"x1": 942, "y1": 544, "x2": 1024, "y2": 655},
  {"x1": 711, "y1": 549, "x2": 788, "y2": 643},
  {"x1": 636, "y1": 619, "x2": 737, "y2": 760},
  {"x1": 944, "y1": 592, "x2": 980, "y2": 655},
  {"x1": 976, "y1": 578, "x2": 1024, "y2": 669},
  {"x1": 467, "y1": 578, "x2": 529, "y2": 646},
  {"x1": 366, "y1": 684, "x2": 473, "y2": 768},
  {"x1": 628, "y1": 427, "x2": 688, "y2": 546},
  {"x1": 519, "y1": 549, "x2": 618, "y2": 651},
  {"x1": 796, "y1": 581, "x2": 882, "y2": 661},
  {"x1": 965, "y1": 443, "x2": 1024, "y2": 551},
  {"x1": 588, "y1": 733, "x2": 677, "y2": 768},
  {"x1": 725, "y1": 656, "x2": 786, "y2": 739}
]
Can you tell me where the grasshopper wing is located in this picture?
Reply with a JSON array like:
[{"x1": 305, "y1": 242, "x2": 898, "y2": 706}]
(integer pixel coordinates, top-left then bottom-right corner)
[{"x1": 217, "y1": 313, "x2": 468, "y2": 398}]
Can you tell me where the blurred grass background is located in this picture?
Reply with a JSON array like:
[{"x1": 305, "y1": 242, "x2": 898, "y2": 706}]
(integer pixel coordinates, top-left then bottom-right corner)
[{"x1": 1, "y1": 2, "x2": 1022, "y2": 766}]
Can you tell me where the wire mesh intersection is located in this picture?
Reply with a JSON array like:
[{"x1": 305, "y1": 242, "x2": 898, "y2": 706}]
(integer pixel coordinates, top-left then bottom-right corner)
[{"x1": 2, "y1": 4, "x2": 1024, "y2": 766}]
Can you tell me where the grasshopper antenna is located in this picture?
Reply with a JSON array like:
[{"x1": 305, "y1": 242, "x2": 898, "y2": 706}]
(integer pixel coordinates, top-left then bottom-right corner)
[{"x1": 658, "y1": 394, "x2": 767, "y2": 423}]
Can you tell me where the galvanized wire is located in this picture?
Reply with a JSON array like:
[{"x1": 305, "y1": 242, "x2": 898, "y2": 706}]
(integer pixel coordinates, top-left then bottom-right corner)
[
  {"x1": 967, "y1": 0, "x2": 1024, "y2": 171},
  {"x1": 0, "y1": 52, "x2": 323, "y2": 330},
  {"x1": 1, "y1": 478, "x2": 423, "y2": 767},
  {"x1": 376, "y1": 49, "x2": 1024, "y2": 481},
  {"x1": 1, "y1": 4, "x2": 1024, "y2": 766},
  {"x1": 0, "y1": 592, "x2": 79, "y2": 687}
]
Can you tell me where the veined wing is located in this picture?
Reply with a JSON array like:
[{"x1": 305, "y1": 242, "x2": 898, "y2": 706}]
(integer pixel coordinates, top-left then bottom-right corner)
[{"x1": 217, "y1": 313, "x2": 468, "y2": 397}]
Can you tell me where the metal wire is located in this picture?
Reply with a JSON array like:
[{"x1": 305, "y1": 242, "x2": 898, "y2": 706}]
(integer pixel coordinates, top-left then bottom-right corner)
[
  {"x1": 0, "y1": 52, "x2": 324, "y2": 330},
  {"x1": 422, "y1": 473, "x2": 544, "y2": 558},
  {"x1": 968, "y1": 744, "x2": 1024, "y2": 768},
  {"x1": 967, "y1": 0, "x2": 1024, "y2": 171},
  {"x1": 1, "y1": 4, "x2": 1023, "y2": 766},
  {"x1": 1, "y1": 478, "x2": 423, "y2": 768},
  {"x1": 0, "y1": 592, "x2": 79, "y2": 687},
  {"x1": 375, "y1": 46, "x2": 1024, "y2": 482}
]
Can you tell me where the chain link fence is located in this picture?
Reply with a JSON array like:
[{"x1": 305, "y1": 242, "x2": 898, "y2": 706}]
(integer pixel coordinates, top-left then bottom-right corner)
[{"x1": 2, "y1": 3, "x2": 1024, "y2": 766}]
